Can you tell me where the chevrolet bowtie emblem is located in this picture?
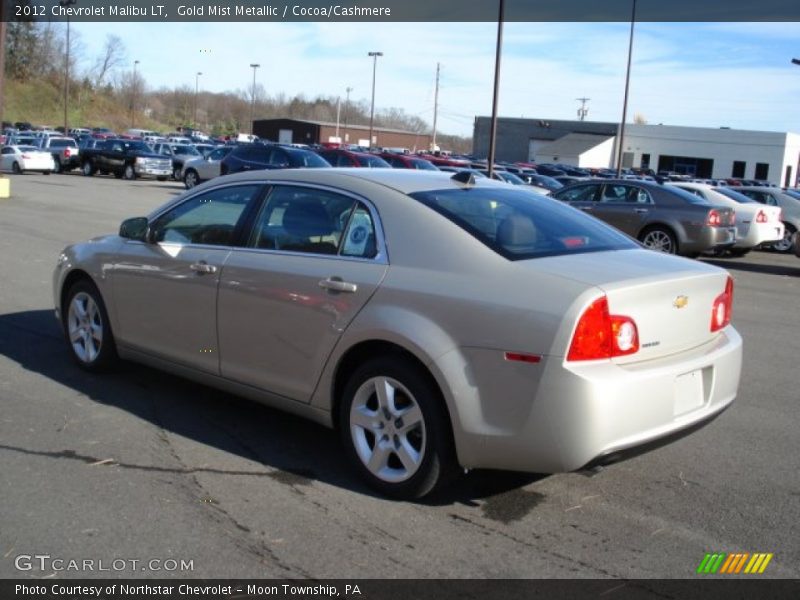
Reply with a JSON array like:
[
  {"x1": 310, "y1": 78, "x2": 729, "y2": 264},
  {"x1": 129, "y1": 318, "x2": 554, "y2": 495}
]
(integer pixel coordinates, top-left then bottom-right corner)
[{"x1": 673, "y1": 295, "x2": 689, "y2": 309}]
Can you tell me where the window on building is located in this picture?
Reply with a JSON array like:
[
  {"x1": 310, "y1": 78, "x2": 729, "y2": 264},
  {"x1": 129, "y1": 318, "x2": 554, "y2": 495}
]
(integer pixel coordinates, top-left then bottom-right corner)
[
  {"x1": 732, "y1": 161, "x2": 746, "y2": 179},
  {"x1": 754, "y1": 163, "x2": 769, "y2": 181},
  {"x1": 784, "y1": 165, "x2": 792, "y2": 188},
  {"x1": 641, "y1": 154, "x2": 650, "y2": 168}
]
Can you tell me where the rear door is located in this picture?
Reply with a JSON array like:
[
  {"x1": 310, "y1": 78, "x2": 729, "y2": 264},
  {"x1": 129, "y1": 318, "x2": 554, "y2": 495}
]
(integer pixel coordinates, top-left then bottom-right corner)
[{"x1": 218, "y1": 184, "x2": 388, "y2": 402}]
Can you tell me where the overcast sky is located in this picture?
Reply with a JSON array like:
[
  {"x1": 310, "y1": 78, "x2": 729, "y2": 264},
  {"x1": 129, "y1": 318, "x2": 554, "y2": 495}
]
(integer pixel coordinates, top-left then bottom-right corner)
[{"x1": 70, "y1": 21, "x2": 800, "y2": 137}]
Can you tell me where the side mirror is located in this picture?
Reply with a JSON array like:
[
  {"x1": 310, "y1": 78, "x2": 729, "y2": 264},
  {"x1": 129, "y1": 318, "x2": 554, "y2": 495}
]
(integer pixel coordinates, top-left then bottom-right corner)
[{"x1": 119, "y1": 217, "x2": 149, "y2": 242}]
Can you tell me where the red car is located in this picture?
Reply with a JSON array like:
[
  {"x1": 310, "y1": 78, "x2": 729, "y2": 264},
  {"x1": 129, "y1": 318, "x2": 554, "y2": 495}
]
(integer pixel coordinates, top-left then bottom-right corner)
[
  {"x1": 315, "y1": 148, "x2": 391, "y2": 168},
  {"x1": 378, "y1": 152, "x2": 439, "y2": 170}
]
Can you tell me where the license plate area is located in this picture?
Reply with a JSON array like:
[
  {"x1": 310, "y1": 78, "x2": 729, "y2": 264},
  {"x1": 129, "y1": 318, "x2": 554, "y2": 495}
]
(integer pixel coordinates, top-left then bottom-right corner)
[{"x1": 673, "y1": 369, "x2": 706, "y2": 416}]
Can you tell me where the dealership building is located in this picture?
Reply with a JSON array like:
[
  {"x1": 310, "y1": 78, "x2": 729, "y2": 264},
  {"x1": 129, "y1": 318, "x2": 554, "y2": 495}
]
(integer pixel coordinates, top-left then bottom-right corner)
[
  {"x1": 472, "y1": 117, "x2": 800, "y2": 187},
  {"x1": 253, "y1": 118, "x2": 431, "y2": 151}
]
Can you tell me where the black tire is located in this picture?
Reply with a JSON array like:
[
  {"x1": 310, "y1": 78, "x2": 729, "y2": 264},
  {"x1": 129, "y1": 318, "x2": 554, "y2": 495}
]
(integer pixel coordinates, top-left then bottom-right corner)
[
  {"x1": 62, "y1": 279, "x2": 118, "y2": 372},
  {"x1": 772, "y1": 224, "x2": 796, "y2": 254},
  {"x1": 156, "y1": 176, "x2": 168, "y2": 182},
  {"x1": 172, "y1": 166, "x2": 182, "y2": 181},
  {"x1": 639, "y1": 226, "x2": 677, "y2": 255},
  {"x1": 184, "y1": 169, "x2": 199, "y2": 189},
  {"x1": 53, "y1": 157, "x2": 62, "y2": 173},
  {"x1": 11, "y1": 161, "x2": 22, "y2": 174},
  {"x1": 113, "y1": 171, "x2": 123, "y2": 179},
  {"x1": 82, "y1": 161, "x2": 95, "y2": 176},
  {"x1": 339, "y1": 357, "x2": 458, "y2": 499},
  {"x1": 728, "y1": 248, "x2": 751, "y2": 258},
  {"x1": 42, "y1": 171, "x2": 51, "y2": 175},
  {"x1": 123, "y1": 164, "x2": 136, "y2": 180}
]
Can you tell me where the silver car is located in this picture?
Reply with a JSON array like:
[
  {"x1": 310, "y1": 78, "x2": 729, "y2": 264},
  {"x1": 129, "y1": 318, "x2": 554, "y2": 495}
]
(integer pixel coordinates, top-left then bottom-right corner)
[
  {"x1": 53, "y1": 170, "x2": 742, "y2": 499},
  {"x1": 181, "y1": 146, "x2": 232, "y2": 189}
]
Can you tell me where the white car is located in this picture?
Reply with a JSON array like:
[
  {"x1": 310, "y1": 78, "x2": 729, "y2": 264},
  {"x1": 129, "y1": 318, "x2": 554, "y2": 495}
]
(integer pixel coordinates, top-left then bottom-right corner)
[
  {"x1": 668, "y1": 182, "x2": 784, "y2": 255},
  {"x1": 1, "y1": 145, "x2": 55, "y2": 174}
]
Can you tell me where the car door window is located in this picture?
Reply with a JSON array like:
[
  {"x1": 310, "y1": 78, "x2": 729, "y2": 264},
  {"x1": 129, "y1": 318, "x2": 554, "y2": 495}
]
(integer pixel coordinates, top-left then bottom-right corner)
[
  {"x1": 601, "y1": 184, "x2": 629, "y2": 202},
  {"x1": 248, "y1": 186, "x2": 375, "y2": 257},
  {"x1": 150, "y1": 185, "x2": 261, "y2": 246},
  {"x1": 558, "y1": 184, "x2": 600, "y2": 202}
]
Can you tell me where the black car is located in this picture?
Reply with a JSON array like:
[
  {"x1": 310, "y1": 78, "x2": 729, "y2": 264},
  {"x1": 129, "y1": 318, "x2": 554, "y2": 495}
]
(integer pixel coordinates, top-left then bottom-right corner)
[{"x1": 220, "y1": 144, "x2": 331, "y2": 175}]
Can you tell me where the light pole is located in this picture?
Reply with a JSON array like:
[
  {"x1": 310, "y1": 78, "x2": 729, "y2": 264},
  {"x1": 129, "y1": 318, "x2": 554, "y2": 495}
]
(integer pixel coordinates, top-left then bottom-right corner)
[
  {"x1": 194, "y1": 71, "x2": 202, "y2": 128},
  {"x1": 249, "y1": 63, "x2": 260, "y2": 135},
  {"x1": 367, "y1": 51, "x2": 383, "y2": 149},
  {"x1": 60, "y1": 0, "x2": 76, "y2": 134},
  {"x1": 343, "y1": 86, "x2": 353, "y2": 147},
  {"x1": 615, "y1": 0, "x2": 637, "y2": 177},
  {"x1": 486, "y1": 0, "x2": 504, "y2": 178},
  {"x1": 131, "y1": 59, "x2": 139, "y2": 128}
]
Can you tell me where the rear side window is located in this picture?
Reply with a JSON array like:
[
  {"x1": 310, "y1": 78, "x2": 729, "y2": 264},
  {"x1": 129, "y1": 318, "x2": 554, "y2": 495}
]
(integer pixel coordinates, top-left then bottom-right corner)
[
  {"x1": 410, "y1": 187, "x2": 636, "y2": 260},
  {"x1": 556, "y1": 184, "x2": 600, "y2": 202}
]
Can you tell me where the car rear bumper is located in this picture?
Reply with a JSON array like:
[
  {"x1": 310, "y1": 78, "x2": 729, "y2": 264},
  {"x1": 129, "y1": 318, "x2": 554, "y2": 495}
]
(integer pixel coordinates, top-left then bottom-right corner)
[
  {"x1": 737, "y1": 221, "x2": 785, "y2": 248},
  {"x1": 446, "y1": 326, "x2": 742, "y2": 473}
]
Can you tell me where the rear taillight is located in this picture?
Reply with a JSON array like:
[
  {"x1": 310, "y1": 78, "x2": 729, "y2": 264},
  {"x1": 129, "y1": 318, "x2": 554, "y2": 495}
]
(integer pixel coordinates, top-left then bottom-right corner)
[
  {"x1": 729, "y1": 211, "x2": 736, "y2": 225},
  {"x1": 710, "y1": 276, "x2": 734, "y2": 332},
  {"x1": 21, "y1": 154, "x2": 30, "y2": 159},
  {"x1": 567, "y1": 296, "x2": 639, "y2": 361},
  {"x1": 755, "y1": 210, "x2": 768, "y2": 223},
  {"x1": 64, "y1": 148, "x2": 72, "y2": 157},
  {"x1": 706, "y1": 210, "x2": 722, "y2": 226}
]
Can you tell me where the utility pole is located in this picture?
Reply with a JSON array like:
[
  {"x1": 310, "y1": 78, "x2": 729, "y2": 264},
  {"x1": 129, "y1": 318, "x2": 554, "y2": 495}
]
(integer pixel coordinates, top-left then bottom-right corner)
[
  {"x1": 616, "y1": 0, "x2": 637, "y2": 177},
  {"x1": 194, "y1": 71, "x2": 202, "y2": 127},
  {"x1": 335, "y1": 96, "x2": 341, "y2": 141},
  {"x1": 576, "y1": 97, "x2": 590, "y2": 121},
  {"x1": 342, "y1": 86, "x2": 353, "y2": 147},
  {"x1": 249, "y1": 63, "x2": 260, "y2": 135},
  {"x1": 131, "y1": 60, "x2": 139, "y2": 128},
  {"x1": 431, "y1": 63, "x2": 440, "y2": 152},
  {"x1": 487, "y1": 0, "x2": 505, "y2": 178},
  {"x1": 367, "y1": 51, "x2": 383, "y2": 149}
]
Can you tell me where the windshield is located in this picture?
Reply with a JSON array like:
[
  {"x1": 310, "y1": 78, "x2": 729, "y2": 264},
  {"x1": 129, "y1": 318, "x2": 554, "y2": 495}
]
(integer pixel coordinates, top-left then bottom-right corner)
[
  {"x1": 122, "y1": 141, "x2": 154, "y2": 152},
  {"x1": 173, "y1": 145, "x2": 200, "y2": 156},
  {"x1": 717, "y1": 188, "x2": 758, "y2": 204},
  {"x1": 356, "y1": 154, "x2": 391, "y2": 168},
  {"x1": 410, "y1": 187, "x2": 637, "y2": 260},
  {"x1": 288, "y1": 150, "x2": 331, "y2": 168},
  {"x1": 411, "y1": 158, "x2": 438, "y2": 171},
  {"x1": 497, "y1": 171, "x2": 526, "y2": 185}
]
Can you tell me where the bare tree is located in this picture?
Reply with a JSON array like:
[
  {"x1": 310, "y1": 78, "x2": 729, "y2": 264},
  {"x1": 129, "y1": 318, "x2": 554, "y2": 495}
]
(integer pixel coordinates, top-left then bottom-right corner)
[{"x1": 92, "y1": 34, "x2": 126, "y2": 88}]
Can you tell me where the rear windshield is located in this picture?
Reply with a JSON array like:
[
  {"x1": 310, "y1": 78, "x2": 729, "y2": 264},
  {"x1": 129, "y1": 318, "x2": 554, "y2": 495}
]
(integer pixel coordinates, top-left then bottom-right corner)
[
  {"x1": 666, "y1": 185, "x2": 713, "y2": 205},
  {"x1": 356, "y1": 154, "x2": 391, "y2": 168},
  {"x1": 410, "y1": 187, "x2": 637, "y2": 260},
  {"x1": 288, "y1": 151, "x2": 331, "y2": 168},
  {"x1": 717, "y1": 188, "x2": 758, "y2": 204},
  {"x1": 411, "y1": 158, "x2": 438, "y2": 171}
]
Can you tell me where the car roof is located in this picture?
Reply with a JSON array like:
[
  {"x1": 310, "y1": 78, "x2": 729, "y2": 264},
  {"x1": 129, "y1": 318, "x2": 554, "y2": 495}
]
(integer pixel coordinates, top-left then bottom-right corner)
[{"x1": 199, "y1": 166, "x2": 510, "y2": 195}]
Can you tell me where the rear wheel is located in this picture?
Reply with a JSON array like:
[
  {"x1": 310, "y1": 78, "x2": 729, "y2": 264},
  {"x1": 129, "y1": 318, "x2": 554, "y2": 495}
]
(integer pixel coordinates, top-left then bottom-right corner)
[
  {"x1": 184, "y1": 169, "x2": 199, "y2": 189},
  {"x1": 63, "y1": 280, "x2": 118, "y2": 371},
  {"x1": 82, "y1": 161, "x2": 95, "y2": 176},
  {"x1": 53, "y1": 157, "x2": 62, "y2": 173},
  {"x1": 123, "y1": 164, "x2": 136, "y2": 180},
  {"x1": 772, "y1": 224, "x2": 796, "y2": 253},
  {"x1": 639, "y1": 227, "x2": 677, "y2": 254},
  {"x1": 339, "y1": 357, "x2": 458, "y2": 499},
  {"x1": 12, "y1": 161, "x2": 22, "y2": 174}
]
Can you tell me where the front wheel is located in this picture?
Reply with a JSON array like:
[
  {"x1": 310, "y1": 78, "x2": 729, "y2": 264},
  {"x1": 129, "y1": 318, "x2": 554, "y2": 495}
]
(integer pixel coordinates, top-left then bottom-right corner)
[
  {"x1": 639, "y1": 227, "x2": 677, "y2": 254},
  {"x1": 339, "y1": 357, "x2": 457, "y2": 499},
  {"x1": 82, "y1": 161, "x2": 95, "y2": 176},
  {"x1": 63, "y1": 280, "x2": 118, "y2": 371},
  {"x1": 123, "y1": 164, "x2": 136, "y2": 180},
  {"x1": 173, "y1": 166, "x2": 182, "y2": 181},
  {"x1": 12, "y1": 162, "x2": 23, "y2": 174},
  {"x1": 772, "y1": 224, "x2": 796, "y2": 254}
]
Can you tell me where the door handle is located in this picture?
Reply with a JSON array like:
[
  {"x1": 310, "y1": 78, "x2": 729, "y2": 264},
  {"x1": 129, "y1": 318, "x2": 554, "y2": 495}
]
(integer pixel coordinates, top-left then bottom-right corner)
[
  {"x1": 634, "y1": 208, "x2": 649, "y2": 213},
  {"x1": 580, "y1": 206, "x2": 594, "y2": 211},
  {"x1": 319, "y1": 277, "x2": 357, "y2": 293},
  {"x1": 190, "y1": 261, "x2": 217, "y2": 274}
]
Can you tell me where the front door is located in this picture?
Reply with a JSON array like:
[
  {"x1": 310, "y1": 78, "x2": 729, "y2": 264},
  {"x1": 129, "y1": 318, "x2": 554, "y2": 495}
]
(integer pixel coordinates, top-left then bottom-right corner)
[{"x1": 111, "y1": 184, "x2": 263, "y2": 373}]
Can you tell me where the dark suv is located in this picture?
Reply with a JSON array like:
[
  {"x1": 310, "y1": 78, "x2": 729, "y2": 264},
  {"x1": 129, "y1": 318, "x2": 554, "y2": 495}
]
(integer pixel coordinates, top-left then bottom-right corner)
[{"x1": 220, "y1": 144, "x2": 331, "y2": 175}]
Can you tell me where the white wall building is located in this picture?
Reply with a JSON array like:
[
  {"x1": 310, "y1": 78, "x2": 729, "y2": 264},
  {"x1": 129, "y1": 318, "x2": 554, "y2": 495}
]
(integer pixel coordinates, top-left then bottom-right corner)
[{"x1": 616, "y1": 124, "x2": 800, "y2": 187}]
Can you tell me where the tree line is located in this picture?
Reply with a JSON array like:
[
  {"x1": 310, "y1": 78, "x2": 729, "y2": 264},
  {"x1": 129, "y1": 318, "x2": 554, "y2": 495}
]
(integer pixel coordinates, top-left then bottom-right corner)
[{"x1": 4, "y1": 21, "x2": 471, "y2": 152}]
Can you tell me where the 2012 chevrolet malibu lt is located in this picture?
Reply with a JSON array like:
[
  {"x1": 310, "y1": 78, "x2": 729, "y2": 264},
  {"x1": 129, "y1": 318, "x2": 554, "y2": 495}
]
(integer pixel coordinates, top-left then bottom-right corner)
[{"x1": 53, "y1": 169, "x2": 742, "y2": 499}]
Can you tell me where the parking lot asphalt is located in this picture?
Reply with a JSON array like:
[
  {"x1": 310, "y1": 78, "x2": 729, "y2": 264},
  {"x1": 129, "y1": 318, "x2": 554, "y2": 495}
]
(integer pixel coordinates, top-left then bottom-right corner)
[{"x1": 0, "y1": 172, "x2": 798, "y2": 579}]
